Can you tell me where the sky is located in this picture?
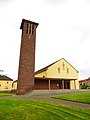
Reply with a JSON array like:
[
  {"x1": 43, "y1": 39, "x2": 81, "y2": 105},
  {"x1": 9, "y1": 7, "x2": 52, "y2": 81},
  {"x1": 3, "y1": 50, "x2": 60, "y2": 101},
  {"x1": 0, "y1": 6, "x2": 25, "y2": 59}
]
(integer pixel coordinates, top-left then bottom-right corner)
[{"x1": 0, "y1": 0, "x2": 90, "y2": 80}]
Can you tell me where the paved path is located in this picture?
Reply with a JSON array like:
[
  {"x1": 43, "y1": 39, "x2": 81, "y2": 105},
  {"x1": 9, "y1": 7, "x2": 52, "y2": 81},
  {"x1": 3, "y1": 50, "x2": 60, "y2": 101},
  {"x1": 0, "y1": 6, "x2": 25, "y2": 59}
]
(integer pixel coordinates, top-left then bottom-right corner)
[
  {"x1": 25, "y1": 95, "x2": 90, "y2": 110},
  {"x1": 3, "y1": 90, "x2": 90, "y2": 110}
]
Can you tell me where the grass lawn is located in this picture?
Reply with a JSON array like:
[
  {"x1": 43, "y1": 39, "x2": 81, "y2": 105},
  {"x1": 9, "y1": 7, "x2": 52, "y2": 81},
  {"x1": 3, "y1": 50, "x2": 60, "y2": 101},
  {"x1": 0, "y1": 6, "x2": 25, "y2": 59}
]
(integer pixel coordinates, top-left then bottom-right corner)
[
  {"x1": 0, "y1": 93, "x2": 12, "y2": 97},
  {"x1": 0, "y1": 98, "x2": 90, "y2": 120},
  {"x1": 52, "y1": 92, "x2": 90, "y2": 104}
]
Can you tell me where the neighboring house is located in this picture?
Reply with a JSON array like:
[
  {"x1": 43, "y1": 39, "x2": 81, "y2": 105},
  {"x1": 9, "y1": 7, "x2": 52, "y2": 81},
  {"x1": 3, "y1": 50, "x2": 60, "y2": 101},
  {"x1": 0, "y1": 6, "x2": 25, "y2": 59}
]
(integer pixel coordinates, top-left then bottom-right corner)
[
  {"x1": 13, "y1": 58, "x2": 79, "y2": 90},
  {"x1": 0, "y1": 75, "x2": 13, "y2": 91},
  {"x1": 79, "y1": 77, "x2": 90, "y2": 88}
]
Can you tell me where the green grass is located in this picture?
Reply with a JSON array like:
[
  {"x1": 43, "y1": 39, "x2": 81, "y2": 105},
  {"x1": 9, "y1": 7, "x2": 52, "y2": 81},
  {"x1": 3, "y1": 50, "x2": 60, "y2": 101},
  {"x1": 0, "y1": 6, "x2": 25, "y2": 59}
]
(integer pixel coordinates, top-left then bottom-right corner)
[
  {"x1": 0, "y1": 93, "x2": 12, "y2": 97},
  {"x1": 0, "y1": 98, "x2": 90, "y2": 120},
  {"x1": 52, "y1": 92, "x2": 90, "y2": 104}
]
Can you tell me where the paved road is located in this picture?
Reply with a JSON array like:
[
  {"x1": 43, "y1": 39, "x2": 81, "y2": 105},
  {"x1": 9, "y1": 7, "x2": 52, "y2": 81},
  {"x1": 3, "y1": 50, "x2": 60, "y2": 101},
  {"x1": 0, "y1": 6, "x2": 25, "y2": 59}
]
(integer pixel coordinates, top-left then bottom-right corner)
[{"x1": 3, "y1": 89, "x2": 90, "y2": 110}]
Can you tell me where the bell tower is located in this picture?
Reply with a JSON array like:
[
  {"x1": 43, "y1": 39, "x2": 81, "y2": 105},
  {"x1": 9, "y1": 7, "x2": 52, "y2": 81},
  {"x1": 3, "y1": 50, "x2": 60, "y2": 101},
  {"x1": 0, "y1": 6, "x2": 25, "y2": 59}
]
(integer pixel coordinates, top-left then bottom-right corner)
[{"x1": 17, "y1": 19, "x2": 39, "y2": 95}]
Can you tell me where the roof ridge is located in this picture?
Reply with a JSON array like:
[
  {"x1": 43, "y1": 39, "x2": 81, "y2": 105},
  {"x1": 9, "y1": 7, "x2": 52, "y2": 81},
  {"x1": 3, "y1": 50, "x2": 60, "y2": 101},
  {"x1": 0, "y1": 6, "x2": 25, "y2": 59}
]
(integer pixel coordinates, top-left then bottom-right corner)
[
  {"x1": 0, "y1": 75, "x2": 13, "y2": 80},
  {"x1": 35, "y1": 58, "x2": 78, "y2": 74}
]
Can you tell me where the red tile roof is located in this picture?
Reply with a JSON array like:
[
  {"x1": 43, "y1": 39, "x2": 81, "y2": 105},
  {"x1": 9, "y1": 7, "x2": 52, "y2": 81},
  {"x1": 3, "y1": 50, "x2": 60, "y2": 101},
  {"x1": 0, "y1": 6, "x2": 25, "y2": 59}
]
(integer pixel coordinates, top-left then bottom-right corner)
[{"x1": 79, "y1": 77, "x2": 90, "y2": 83}]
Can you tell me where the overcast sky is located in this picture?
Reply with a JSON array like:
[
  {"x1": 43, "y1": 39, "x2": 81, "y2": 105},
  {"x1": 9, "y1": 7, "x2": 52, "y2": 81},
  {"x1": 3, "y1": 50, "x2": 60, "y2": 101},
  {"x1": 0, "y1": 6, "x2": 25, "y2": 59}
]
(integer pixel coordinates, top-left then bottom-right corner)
[{"x1": 0, "y1": 0, "x2": 90, "y2": 80}]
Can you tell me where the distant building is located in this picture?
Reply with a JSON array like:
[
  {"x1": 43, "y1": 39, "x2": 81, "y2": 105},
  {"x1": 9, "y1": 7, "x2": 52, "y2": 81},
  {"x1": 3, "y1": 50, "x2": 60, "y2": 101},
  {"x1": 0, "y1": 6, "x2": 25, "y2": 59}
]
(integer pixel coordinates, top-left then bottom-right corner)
[
  {"x1": 0, "y1": 75, "x2": 13, "y2": 91},
  {"x1": 79, "y1": 77, "x2": 90, "y2": 88},
  {"x1": 13, "y1": 58, "x2": 79, "y2": 90}
]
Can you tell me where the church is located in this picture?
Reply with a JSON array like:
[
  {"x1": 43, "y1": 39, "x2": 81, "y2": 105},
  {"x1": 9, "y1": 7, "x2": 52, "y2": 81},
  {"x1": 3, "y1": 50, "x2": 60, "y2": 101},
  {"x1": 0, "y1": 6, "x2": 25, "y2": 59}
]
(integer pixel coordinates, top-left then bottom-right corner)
[
  {"x1": 16, "y1": 19, "x2": 79, "y2": 94},
  {"x1": 13, "y1": 58, "x2": 79, "y2": 91},
  {"x1": 35, "y1": 58, "x2": 79, "y2": 90}
]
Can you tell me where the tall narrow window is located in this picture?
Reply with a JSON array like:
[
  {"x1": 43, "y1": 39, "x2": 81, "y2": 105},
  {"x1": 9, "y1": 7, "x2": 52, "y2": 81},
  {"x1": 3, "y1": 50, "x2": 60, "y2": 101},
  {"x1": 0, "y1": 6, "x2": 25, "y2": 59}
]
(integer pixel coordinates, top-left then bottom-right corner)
[
  {"x1": 67, "y1": 67, "x2": 69, "y2": 74},
  {"x1": 32, "y1": 24, "x2": 34, "y2": 34},
  {"x1": 26, "y1": 23, "x2": 29, "y2": 34},
  {"x1": 26, "y1": 23, "x2": 34, "y2": 35},
  {"x1": 29, "y1": 24, "x2": 32, "y2": 34},
  {"x1": 58, "y1": 67, "x2": 60, "y2": 73},
  {"x1": 62, "y1": 62, "x2": 65, "y2": 70}
]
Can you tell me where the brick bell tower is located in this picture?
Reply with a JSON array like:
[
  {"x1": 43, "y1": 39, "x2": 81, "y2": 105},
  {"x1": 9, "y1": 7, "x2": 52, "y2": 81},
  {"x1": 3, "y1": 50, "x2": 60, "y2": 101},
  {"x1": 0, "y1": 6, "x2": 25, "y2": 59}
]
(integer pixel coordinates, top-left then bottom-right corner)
[{"x1": 16, "y1": 19, "x2": 39, "y2": 95}]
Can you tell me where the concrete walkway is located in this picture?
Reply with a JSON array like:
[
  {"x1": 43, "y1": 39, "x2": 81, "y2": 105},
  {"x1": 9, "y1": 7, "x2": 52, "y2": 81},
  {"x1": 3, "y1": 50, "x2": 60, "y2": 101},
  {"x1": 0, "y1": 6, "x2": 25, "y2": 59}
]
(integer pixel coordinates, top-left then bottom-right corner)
[
  {"x1": 23, "y1": 90, "x2": 90, "y2": 110},
  {"x1": 25, "y1": 94, "x2": 90, "y2": 110},
  {"x1": 2, "y1": 89, "x2": 90, "y2": 110}
]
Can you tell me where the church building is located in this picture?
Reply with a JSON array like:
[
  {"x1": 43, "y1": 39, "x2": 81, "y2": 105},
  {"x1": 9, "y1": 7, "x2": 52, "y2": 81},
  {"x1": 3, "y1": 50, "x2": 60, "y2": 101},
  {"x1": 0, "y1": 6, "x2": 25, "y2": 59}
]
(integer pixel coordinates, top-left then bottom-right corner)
[
  {"x1": 35, "y1": 58, "x2": 79, "y2": 90},
  {"x1": 13, "y1": 58, "x2": 79, "y2": 90},
  {"x1": 16, "y1": 19, "x2": 79, "y2": 94}
]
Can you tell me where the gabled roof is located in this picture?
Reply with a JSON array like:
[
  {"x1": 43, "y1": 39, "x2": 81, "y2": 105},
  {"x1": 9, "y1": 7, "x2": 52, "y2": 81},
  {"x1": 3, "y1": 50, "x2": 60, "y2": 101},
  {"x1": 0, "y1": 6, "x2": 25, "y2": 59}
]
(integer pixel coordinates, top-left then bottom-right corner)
[
  {"x1": 0, "y1": 75, "x2": 13, "y2": 81},
  {"x1": 35, "y1": 58, "x2": 78, "y2": 75}
]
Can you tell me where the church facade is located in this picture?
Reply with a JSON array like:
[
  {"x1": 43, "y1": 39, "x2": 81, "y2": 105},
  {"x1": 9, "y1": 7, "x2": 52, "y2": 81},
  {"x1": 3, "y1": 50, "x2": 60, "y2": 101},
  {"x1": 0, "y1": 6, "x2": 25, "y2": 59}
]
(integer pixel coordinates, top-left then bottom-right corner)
[{"x1": 35, "y1": 58, "x2": 79, "y2": 90}]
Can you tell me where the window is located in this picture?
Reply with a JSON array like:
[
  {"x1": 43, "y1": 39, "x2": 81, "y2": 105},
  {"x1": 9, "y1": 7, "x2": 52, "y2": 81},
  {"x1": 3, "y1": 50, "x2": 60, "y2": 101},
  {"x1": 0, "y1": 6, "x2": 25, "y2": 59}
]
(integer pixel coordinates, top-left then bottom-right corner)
[
  {"x1": 80, "y1": 83, "x2": 82, "y2": 86},
  {"x1": 26, "y1": 23, "x2": 34, "y2": 35},
  {"x1": 58, "y1": 67, "x2": 60, "y2": 73},
  {"x1": 29, "y1": 24, "x2": 32, "y2": 34},
  {"x1": 67, "y1": 68, "x2": 69, "y2": 74},
  {"x1": 32, "y1": 24, "x2": 34, "y2": 34},
  {"x1": 26, "y1": 23, "x2": 29, "y2": 34},
  {"x1": 4, "y1": 86, "x2": 8, "y2": 89},
  {"x1": 26, "y1": 29, "x2": 28, "y2": 34},
  {"x1": 62, "y1": 62, "x2": 65, "y2": 70},
  {"x1": 5, "y1": 81, "x2": 8, "y2": 84}
]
